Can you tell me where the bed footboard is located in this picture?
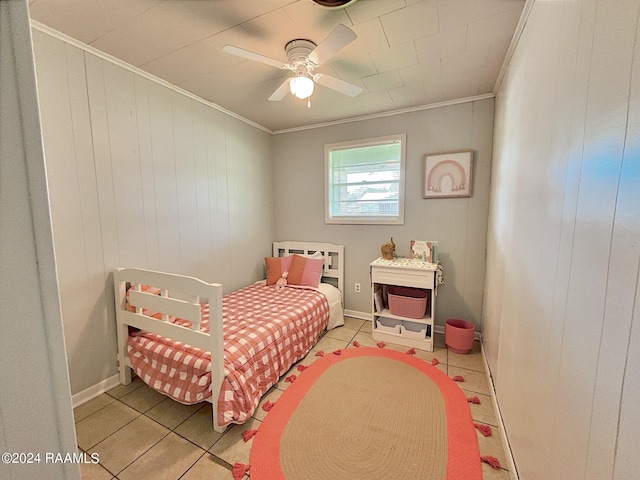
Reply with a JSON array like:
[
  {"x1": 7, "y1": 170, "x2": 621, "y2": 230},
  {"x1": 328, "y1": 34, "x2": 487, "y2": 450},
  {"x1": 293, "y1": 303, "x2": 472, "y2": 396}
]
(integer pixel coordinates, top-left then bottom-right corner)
[{"x1": 113, "y1": 268, "x2": 225, "y2": 432}]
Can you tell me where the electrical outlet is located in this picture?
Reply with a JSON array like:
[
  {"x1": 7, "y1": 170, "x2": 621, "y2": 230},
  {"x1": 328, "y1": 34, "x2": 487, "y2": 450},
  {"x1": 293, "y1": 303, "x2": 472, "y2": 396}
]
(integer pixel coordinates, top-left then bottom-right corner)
[{"x1": 355, "y1": 283, "x2": 361, "y2": 293}]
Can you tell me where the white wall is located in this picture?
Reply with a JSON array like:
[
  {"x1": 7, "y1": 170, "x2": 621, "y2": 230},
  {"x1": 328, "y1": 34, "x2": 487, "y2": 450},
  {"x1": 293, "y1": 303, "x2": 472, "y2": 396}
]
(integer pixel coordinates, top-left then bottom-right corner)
[
  {"x1": 32, "y1": 30, "x2": 275, "y2": 396},
  {"x1": 485, "y1": 1, "x2": 640, "y2": 478},
  {"x1": 0, "y1": 1, "x2": 78, "y2": 478},
  {"x1": 273, "y1": 99, "x2": 494, "y2": 328}
]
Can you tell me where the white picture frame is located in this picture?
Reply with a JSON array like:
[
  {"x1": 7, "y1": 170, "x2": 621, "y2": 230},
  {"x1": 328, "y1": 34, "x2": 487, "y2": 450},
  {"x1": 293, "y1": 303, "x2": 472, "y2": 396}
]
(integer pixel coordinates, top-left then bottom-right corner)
[{"x1": 423, "y1": 150, "x2": 473, "y2": 198}]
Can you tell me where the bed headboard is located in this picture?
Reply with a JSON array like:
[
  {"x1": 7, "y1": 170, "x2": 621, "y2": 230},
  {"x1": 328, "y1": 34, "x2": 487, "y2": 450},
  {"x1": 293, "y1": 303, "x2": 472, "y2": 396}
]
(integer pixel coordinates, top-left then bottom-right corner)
[{"x1": 272, "y1": 241, "x2": 344, "y2": 295}]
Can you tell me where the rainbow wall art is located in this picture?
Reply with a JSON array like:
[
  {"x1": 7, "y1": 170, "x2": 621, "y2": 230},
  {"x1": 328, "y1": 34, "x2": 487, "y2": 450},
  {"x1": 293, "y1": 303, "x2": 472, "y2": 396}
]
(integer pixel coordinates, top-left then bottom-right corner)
[{"x1": 423, "y1": 150, "x2": 473, "y2": 198}]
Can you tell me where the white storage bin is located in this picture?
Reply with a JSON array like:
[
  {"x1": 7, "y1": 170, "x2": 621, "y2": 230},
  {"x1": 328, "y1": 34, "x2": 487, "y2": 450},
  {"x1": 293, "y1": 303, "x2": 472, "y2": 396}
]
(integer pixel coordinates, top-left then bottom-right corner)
[
  {"x1": 376, "y1": 317, "x2": 402, "y2": 334},
  {"x1": 400, "y1": 322, "x2": 427, "y2": 339}
]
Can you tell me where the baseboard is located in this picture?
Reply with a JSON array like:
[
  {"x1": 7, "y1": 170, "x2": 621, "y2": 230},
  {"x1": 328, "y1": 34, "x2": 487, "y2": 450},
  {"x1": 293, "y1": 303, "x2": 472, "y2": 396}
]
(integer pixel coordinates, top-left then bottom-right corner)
[
  {"x1": 344, "y1": 309, "x2": 373, "y2": 321},
  {"x1": 71, "y1": 374, "x2": 121, "y2": 408},
  {"x1": 480, "y1": 338, "x2": 519, "y2": 480}
]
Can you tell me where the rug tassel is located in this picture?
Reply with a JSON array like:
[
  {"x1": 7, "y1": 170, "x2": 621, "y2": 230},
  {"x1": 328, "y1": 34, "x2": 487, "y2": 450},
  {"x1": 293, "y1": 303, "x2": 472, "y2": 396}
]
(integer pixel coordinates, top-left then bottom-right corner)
[
  {"x1": 467, "y1": 396, "x2": 481, "y2": 404},
  {"x1": 474, "y1": 423, "x2": 492, "y2": 437},
  {"x1": 232, "y1": 463, "x2": 250, "y2": 479},
  {"x1": 405, "y1": 348, "x2": 416, "y2": 355},
  {"x1": 377, "y1": 342, "x2": 386, "y2": 348},
  {"x1": 481, "y1": 455, "x2": 501, "y2": 469},
  {"x1": 452, "y1": 375, "x2": 465, "y2": 382},
  {"x1": 353, "y1": 340, "x2": 361, "y2": 347},
  {"x1": 262, "y1": 400, "x2": 275, "y2": 412},
  {"x1": 333, "y1": 349, "x2": 342, "y2": 355},
  {"x1": 431, "y1": 358, "x2": 439, "y2": 366},
  {"x1": 285, "y1": 374, "x2": 297, "y2": 383},
  {"x1": 242, "y1": 429, "x2": 258, "y2": 442},
  {"x1": 297, "y1": 364, "x2": 308, "y2": 372},
  {"x1": 315, "y1": 351, "x2": 325, "y2": 357}
]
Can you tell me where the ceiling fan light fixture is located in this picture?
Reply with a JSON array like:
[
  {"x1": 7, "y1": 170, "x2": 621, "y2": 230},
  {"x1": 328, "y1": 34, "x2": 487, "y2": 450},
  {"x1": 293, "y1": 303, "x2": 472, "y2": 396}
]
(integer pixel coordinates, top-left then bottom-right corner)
[
  {"x1": 290, "y1": 75, "x2": 315, "y2": 99},
  {"x1": 310, "y1": 0, "x2": 359, "y2": 8}
]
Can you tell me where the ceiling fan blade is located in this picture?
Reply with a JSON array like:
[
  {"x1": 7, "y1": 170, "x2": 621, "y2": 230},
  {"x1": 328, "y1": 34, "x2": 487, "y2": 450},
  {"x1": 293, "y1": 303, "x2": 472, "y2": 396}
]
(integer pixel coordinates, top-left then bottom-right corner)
[
  {"x1": 222, "y1": 45, "x2": 289, "y2": 69},
  {"x1": 308, "y1": 24, "x2": 357, "y2": 66},
  {"x1": 315, "y1": 74, "x2": 362, "y2": 97},
  {"x1": 268, "y1": 78, "x2": 292, "y2": 101}
]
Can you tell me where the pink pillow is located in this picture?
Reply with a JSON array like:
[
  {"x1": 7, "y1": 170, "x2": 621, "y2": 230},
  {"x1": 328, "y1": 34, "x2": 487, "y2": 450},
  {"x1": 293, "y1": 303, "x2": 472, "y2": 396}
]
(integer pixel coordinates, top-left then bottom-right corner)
[
  {"x1": 265, "y1": 255, "x2": 293, "y2": 285},
  {"x1": 287, "y1": 254, "x2": 324, "y2": 288}
]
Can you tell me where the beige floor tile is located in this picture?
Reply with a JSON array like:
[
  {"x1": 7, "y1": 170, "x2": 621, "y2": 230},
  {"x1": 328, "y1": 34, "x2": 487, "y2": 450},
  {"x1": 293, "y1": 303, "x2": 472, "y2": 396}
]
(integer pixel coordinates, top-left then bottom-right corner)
[
  {"x1": 447, "y1": 366, "x2": 491, "y2": 395},
  {"x1": 342, "y1": 316, "x2": 367, "y2": 330},
  {"x1": 411, "y1": 349, "x2": 446, "y2": 367},
  {"x1": 145, "y1": 397, "x2": 203, "y2": 430},
  {"x1": 382, "y1": 340, "x2": 420, "y2": 354},
  {"x1": 119, "y1": 384, "x2": 167, "y2": 413},
  {"x1": 275, "y1": 365, "x2": 299, "y2": 391},
  {"x1": 482, "y1": 463, "x2": 512, "y2": 480},
  {"x1": 209, "y1": 418, "x2": 261, "y2": 466},
  {"x1": 323, "y1": 325, "x2": 358, "y2": 342},
  {"x1": 254, "y1": 387, "x2": 284, "y2": 420},
  {"x1": 74, "y1": 394, "x2": 115, "y2": 423},
  {"x1": 90, "y1": 415, "x2": 169, "y2": 475},
  {"x1": 312, "y1": 334, "x2": 349, "y2": 353},
  {"x1": 350, "y1": 330, "x2": 378, "y2": 348},
  {"x1": 106, "y1": 376, "x2": 144, "y2": 399},
  {"x1": 476, "y1": 424, "x2": 509, "y2": 468},
  {"x1": 296, "y1": 350, "x2": 324, "y2": 369},
  {"x1": 118, "y1": 432, "x2": 204, "y2": 480},
  {"x1": 80, "y1": 460, "x2": 114, "y2": 480},
  {"x1": 347, "y1": 330, "x2": 448, "y2": 366},
  {"x1": 433, "y1": 332, "x2": 446, "y2": 349},
  {"x1": 174, "y1": 403, "x2": 224, "y2": 450},
  {"x1": 462, "y1": 390, "x2": 498, "y2": 426},
  {"x1": 447, "y1": 341, "x2": 484, "y2": 372},
  {"x1": 75, "y1": 401, "x2": 140, "y2": 451},
  {"x1": 424, "y1": 344, "x2": 448, "y2": 365},
  {"x1": 180, "y1": 453, "x2": 232, "y2": 480}
]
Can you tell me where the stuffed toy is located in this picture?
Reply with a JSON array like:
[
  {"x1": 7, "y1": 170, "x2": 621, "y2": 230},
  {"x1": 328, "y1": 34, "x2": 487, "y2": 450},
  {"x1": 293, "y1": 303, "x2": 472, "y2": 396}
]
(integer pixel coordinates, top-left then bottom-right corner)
[{"x1": 275, "y1": 271, "x2": 288, "y2": 292}]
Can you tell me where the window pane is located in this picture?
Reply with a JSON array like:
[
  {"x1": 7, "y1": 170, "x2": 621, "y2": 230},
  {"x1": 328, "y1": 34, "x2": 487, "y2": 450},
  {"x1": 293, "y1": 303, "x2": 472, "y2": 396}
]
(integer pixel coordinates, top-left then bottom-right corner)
[{"x1": 327, "y1": 137, "x2": 404, "y2": 223}]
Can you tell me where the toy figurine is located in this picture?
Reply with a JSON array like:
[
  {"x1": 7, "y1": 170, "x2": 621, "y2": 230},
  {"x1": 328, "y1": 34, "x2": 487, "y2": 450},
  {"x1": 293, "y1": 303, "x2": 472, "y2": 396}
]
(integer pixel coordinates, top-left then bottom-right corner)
[{"x1": 381, "y1": 237, "x2": 395, "y2": 260}]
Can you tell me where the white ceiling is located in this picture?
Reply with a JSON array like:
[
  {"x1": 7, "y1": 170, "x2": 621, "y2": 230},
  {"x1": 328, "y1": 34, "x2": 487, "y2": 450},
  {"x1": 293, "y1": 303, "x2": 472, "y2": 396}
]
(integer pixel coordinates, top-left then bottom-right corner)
[{"x1": 29, "y1": 0, "x2": 525, "y2": 132}]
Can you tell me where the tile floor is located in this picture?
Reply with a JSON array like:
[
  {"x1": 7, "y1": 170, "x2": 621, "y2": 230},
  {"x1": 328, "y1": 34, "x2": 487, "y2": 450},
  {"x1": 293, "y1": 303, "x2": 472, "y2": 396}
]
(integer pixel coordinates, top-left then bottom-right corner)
[{"x1": 76, "y1": 317, "x2": 513, "y2": 480}]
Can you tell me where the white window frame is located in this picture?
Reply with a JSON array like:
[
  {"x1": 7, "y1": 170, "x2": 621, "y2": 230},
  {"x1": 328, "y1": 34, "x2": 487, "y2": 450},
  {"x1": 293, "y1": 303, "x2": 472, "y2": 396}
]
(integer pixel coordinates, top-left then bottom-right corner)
[{"x1": 324, "y1": 133, "x2": 406, "y2": 225}]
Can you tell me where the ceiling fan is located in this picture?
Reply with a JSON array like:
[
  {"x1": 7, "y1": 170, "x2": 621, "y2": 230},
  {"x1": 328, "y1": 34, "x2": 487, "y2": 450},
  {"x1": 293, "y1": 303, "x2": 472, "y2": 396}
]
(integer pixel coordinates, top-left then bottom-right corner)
[{"x1": 222, "y1": 24, "x2": 363, "y2": 104}]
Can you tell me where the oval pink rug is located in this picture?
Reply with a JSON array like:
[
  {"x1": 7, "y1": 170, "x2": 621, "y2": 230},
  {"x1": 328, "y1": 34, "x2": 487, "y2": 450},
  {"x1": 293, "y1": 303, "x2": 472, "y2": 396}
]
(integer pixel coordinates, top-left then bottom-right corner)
[{"x1": 249, "y1": 347, "x2": 482, "y2": 480}]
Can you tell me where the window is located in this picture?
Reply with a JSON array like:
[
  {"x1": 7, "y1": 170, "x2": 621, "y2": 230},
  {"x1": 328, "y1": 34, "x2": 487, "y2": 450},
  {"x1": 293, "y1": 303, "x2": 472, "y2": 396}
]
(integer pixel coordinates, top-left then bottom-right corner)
[{"x1": 325, "y1": 133, "x2": 406, "y2": 225}]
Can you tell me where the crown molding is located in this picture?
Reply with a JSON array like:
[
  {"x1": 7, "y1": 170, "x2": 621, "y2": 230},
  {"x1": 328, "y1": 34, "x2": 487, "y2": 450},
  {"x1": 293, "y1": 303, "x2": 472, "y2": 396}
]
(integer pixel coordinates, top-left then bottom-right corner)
[
  {"x1": 493, "y1": 0, "x2": 536, "y2": 95},
  {"x1": 30, "y1": 20, "x2": 272, "y2": 134},
  {"x1": 272, "y1": 93, "x2": 496, "y2": 135}
]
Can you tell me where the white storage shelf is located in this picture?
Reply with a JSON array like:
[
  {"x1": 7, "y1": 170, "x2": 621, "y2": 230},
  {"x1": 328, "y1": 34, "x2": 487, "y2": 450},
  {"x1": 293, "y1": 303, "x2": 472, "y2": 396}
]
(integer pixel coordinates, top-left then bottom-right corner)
[
  {"x1": 376, "y1": 308, "x2": 430, "y2": 324},
  {"x1": 370, "y1": 257, "x2": 437, "y2": 352}
]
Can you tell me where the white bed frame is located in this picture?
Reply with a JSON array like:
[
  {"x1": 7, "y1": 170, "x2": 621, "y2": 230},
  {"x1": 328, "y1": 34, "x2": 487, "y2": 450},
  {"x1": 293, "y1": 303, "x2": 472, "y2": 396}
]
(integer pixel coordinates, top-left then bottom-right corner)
[{"x1": 113, "y1": 241, "x2": 344, "y2": 432}]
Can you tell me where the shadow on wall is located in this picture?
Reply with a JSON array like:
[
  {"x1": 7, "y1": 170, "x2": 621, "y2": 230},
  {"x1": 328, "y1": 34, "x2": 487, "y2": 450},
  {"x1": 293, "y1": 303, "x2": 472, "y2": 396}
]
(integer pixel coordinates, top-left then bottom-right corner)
[{"x1": 437, "y1": 252, "x2": 478, "y2": 331}]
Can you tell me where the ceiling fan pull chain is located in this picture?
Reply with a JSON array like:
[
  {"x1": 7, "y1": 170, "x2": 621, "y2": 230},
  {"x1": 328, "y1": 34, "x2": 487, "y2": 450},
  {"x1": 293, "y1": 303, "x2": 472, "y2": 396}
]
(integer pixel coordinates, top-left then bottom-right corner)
[{"x1": 307, "y1": 98, "x2": 311, "y2": 108}]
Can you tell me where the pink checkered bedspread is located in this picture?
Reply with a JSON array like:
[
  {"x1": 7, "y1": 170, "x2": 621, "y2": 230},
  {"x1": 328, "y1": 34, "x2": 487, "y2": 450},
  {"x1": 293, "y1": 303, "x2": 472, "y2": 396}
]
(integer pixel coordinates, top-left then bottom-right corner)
[{"x1": 127, "y1": 283, "x2": 329, "y2": 426}]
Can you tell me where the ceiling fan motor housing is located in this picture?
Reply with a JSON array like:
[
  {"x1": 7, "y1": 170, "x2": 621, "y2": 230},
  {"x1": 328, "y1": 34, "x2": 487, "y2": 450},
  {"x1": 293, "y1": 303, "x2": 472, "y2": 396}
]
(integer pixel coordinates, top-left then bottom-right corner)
[{"x1": 285, "y1": 39, "x2": 317, "y2": 71}]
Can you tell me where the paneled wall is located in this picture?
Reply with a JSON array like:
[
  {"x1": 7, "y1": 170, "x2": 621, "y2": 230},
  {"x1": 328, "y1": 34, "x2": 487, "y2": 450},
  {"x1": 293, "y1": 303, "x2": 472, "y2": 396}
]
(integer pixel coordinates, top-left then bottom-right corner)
[
  {"x1": 485, "y1": 1, "x2": 640, "y2": 478},
  {"x1": 32, "y1": 30, "x2": 274, "y2": 396},
  {"x1": 1, "y1": 2, "x2": 78, "y2": 478},
  {"x1": 273, "y1": 99, "x2": 494, "y2": 327}
]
